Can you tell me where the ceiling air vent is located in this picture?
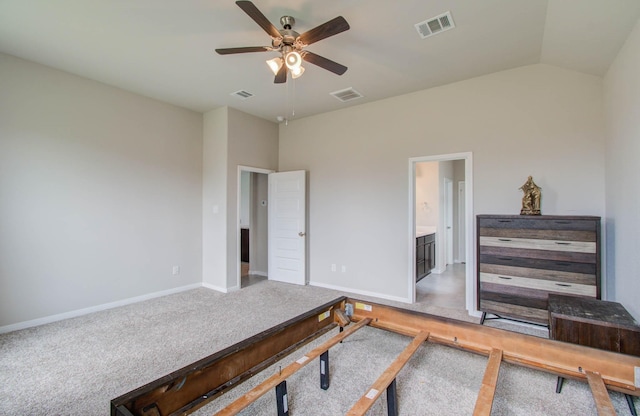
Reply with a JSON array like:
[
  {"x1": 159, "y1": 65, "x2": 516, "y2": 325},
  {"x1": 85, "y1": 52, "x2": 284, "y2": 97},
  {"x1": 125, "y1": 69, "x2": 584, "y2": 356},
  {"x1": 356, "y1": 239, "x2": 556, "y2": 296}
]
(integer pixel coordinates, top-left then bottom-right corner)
[
  {"x1": 231, "y1": 90, "x2": 254, "y2": 100},
  {"x1": 330, "y1": 87, "x2": 363, "y2": 103},
  {"x1": 415, "y1": 11, "x2": 455, "y2": 39}
]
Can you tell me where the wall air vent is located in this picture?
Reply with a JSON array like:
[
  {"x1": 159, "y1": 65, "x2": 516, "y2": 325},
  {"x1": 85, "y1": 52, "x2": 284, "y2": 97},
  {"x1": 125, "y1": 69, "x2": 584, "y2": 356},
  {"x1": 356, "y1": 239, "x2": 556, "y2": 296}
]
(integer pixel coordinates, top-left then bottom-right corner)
[
  {"x1": 415, "y1": 11, "x2": 455, "y2": 39},
  {"x1": 231, "y1": 90, "x2": 254, "y2": 100},
  {"x1": 330, "y1": 87, "x2": 363, "y2": 103}
]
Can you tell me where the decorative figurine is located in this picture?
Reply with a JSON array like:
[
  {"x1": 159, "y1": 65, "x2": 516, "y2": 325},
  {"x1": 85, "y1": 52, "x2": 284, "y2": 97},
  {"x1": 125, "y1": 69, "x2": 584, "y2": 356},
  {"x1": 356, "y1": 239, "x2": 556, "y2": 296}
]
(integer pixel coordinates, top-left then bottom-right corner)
[{"x1": 519, "y1": 176, "x2": 541, "y2": 215}]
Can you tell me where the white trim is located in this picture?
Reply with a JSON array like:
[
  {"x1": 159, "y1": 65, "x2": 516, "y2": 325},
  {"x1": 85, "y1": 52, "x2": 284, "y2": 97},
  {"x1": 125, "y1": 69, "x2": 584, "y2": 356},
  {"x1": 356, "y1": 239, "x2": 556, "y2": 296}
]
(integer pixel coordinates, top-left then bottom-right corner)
[
  {"x1": 202, "y1": 282, "x2": 231, "y2": 293},
  {"x1": 408, "y1": 152, "x2": 475, "y2": 315},
  {"x1": 309, "y1": 281, "x2": 411, "y2": 304},
  {"x1": 236, "y1": 165, "x2": 275, "y2": 291},
  {"x1": 249, "y1": 270, "x2": 268, "y2": 277},
  {"x1": 0, "y1": 283, "x2": 202, "y2": 334}
]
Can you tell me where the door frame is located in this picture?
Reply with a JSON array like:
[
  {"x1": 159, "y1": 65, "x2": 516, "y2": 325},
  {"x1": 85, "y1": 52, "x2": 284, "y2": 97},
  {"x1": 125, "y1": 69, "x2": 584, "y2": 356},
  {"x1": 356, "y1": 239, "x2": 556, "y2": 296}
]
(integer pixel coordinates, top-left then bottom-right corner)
[
  {"x1": 236, "y1": 165, "x2": 274, "y2": 290},
  {"x1": 408, "y1": 152, "x2": 476, "y2": 316}
]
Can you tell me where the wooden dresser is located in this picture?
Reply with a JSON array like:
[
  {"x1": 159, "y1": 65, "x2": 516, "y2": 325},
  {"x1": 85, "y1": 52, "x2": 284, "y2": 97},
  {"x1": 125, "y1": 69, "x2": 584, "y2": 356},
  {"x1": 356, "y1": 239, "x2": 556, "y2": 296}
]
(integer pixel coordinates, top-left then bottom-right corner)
[{"x1": 477, "y1": 215, "x2": 601, "y2": 325}]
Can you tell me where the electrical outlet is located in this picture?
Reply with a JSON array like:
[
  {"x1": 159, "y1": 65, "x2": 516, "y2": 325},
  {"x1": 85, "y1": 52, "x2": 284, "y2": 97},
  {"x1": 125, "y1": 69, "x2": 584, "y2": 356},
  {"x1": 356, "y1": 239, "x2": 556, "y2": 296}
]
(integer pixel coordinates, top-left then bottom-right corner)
[
  {"x1": 172, "y1": 266, "x2": 180, "y2": 275},
  {"x1": 331, "y1": 264, "x2": 336, "y2": 272}
]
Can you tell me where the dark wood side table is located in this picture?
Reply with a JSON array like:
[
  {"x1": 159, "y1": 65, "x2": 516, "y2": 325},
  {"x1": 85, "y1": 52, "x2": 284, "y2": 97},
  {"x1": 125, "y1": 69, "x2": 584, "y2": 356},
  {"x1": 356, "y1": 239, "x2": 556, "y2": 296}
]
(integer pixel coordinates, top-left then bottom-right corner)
[{"x1": 548, "y1": 294, "x2": 640, "y2": 415}]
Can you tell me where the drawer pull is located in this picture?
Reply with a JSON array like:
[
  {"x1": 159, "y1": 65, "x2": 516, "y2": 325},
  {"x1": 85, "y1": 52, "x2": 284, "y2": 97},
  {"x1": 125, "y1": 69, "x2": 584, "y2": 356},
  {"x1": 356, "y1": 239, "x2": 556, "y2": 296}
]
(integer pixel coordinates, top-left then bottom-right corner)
[
  {"x1": 555, "y1": 262, "x2": 570, "y2": 266},
  {"x1": 555, "y1": 283, "x2": 571, "y2": 287},
  {"x1": 498, "y1": 238, "x2": 512, "y2": 242},
  {"x1": 555, "y1": 242, "x2": 571, "y2": 245},
  {"x1": 498, "y1": 257, "x2": 513, "y2": 261},
  {"x1": 498, "y1": 220, "x2": 512, "y2": 223},
  {"x1": 498, "y1": 276, "x2": 512, "y2": 280},
  {"x1": 554, "y1": 221, "x2": 571, "y2": 224}
]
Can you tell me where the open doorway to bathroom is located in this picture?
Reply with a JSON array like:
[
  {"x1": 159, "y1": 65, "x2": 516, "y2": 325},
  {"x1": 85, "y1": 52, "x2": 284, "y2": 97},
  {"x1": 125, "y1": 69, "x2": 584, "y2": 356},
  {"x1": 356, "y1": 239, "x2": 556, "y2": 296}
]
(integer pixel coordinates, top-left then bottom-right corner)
[
  {"x1": 238, "y1": 166, "x2": 272, "y2": 289},
  {"x1": 409, "y1": 153, "x2": 475, "y2": 318}
]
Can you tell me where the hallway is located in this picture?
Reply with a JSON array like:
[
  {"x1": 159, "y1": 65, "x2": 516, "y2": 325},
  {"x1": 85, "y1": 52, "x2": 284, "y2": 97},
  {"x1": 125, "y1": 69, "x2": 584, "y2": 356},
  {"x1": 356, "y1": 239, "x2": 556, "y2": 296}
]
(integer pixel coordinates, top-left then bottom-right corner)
[{"x1": 416, "y1": 263, "x2": 466, "y2": 311}]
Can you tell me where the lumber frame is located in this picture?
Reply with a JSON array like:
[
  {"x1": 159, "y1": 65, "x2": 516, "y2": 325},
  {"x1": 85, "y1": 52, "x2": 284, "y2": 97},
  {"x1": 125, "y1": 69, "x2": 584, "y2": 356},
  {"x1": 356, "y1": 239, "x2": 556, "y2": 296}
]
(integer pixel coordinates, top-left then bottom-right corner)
[
  {"x1": 112, "y1": 296, "x2": 640, "y2": 415},
  {"x1": 111, "y1": 297, "x2": 348, "y2": 416},
  {"x1": 216, "y1": 317, "x2": 372, "y2": 416},
  {"x1": 346, "y1": 298, "x2": 640, "y2": 396}
]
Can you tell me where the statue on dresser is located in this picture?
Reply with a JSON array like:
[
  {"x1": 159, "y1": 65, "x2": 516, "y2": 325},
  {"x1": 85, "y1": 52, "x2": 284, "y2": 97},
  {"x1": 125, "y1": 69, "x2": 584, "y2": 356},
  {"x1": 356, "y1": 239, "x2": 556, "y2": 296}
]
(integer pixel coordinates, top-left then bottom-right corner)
[{"x1": 519, "y1": 176, "x2": 541, "y2": 215}]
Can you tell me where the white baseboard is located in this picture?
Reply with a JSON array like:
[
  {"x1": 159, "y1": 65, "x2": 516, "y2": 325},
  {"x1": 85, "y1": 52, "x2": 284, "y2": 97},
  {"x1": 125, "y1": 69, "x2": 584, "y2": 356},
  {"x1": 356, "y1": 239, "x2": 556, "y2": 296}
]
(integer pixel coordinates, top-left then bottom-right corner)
[
  {"x1": 309, "y1": 281, "x2": 411, "y2": 304},
  {"x1": 248, "y1": 270, "x2": 268, "y2": 277},
  {"x1": 202, "y1": 282, "x2": 231, "y2": 293},
  {"x1": 0, "y1": 283, "x2": 202, "y2": 334}
]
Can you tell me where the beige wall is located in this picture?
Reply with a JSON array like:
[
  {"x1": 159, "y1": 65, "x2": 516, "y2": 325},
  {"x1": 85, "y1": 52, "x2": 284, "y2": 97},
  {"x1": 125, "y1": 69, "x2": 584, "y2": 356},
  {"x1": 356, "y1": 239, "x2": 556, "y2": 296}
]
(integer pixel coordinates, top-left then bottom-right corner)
[
  {"x1": 202, "y1": 107, "x2": 278, "y2": 291},
  {"x1": 279, "y1": 64, "x2": 606, "y2": 302},
  {"x1": 0, "y1": 53, "x2": 203, "y2": 328},
  {"x1": 226, "y1": 108, "x2": 279, "y2": 289},
  {"x1": 415, "y1": 162, "x2": 439, "y2": 228},
  {"x1": 202, "y1": 107, "x2": 228, "y2": 290},
  {"x1": 604, "y1": 18, "x2": 640, "y2": 319}
]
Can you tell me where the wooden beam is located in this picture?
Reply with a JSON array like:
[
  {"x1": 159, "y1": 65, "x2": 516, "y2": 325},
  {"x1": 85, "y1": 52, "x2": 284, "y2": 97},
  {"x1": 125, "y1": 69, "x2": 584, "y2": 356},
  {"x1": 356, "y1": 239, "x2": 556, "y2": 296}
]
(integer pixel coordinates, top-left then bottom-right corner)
[
  {"x1": 215, "y1": 318, "x2": 372, "y2": 416},
  {"x1": 111, "y1": 297, "x2": 347, "y2": 416},
  {"x1": 473, "y1": 348, "x2": 503, "y2": 416},
  {"x1": 346, "y1": 330, "x2": 430, "y2": 416},
  {"x1": 586, "y1": 371, "x2": 616, "y2": 416}
]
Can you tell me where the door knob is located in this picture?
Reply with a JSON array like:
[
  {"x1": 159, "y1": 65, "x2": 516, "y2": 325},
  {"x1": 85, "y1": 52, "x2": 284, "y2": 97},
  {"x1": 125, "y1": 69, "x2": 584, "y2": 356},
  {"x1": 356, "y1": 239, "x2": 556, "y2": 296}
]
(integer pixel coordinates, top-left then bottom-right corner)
[{"x1": 298, "y1": 232, "x2": 306, "y2": 237}]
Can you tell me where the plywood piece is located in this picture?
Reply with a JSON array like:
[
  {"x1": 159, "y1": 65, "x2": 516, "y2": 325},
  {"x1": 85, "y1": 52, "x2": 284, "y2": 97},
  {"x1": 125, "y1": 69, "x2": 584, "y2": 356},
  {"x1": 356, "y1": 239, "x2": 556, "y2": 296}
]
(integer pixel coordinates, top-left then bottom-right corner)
[
  {"x1": 473, "y1": 348, "x2": 503, "y2": 416},
  {"x1": 586, "y1": 371, "x2": 616, "y2": 416},
  {"x1": 215, "y1": 318, "x2": 372, "y2": 416},
  {"x1": 346, "y1": 331, "x2": 430, "y2": 416}
]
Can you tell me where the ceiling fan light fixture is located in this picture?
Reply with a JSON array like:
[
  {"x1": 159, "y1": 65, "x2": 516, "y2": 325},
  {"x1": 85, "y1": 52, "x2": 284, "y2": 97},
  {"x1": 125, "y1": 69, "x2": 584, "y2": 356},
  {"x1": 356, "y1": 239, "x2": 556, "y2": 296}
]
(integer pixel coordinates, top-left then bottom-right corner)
[
  {"x1": 285, "y1": 51, "x2": 302, "y2": 70},
  {"x1": 291, "y1": 65, "x2": 305, "y2": 79},
  {"x1": 266, "y1": 57, "x2": 283, "y2": 75}
]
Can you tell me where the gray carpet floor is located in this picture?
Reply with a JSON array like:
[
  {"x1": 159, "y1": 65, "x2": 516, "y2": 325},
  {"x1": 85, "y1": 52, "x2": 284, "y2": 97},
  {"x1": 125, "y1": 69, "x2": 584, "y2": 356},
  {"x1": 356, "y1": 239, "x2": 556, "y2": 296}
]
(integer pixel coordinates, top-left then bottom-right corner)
[{"x1": 0, "y1": 280, "x2": 636, "y2": 415}]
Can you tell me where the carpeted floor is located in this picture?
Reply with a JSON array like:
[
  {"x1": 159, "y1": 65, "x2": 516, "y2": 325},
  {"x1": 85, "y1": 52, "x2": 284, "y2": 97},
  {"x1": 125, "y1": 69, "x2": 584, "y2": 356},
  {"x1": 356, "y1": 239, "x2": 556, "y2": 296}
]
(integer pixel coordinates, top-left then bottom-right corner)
[{"x1": 0, "y1": 280, "x2": 636, "y2": 415}]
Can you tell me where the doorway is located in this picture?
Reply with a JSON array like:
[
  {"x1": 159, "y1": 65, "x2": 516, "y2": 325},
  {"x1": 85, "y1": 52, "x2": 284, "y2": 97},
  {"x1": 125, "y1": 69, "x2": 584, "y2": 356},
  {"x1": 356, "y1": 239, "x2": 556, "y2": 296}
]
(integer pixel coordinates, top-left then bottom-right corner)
[
  {"x1": 409, "y1": 152, "x2": 475, "y2": 315},
  {"x1": 237, "y1": 166, "x2": 272, "y2": 289}
]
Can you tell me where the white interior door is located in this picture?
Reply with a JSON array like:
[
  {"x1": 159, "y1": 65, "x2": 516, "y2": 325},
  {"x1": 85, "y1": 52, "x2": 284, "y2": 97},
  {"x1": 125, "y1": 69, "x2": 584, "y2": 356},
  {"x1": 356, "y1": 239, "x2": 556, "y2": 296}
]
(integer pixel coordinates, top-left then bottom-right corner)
[{"x1": 268, "y1": 170, "x2": 306, "y2": 285}]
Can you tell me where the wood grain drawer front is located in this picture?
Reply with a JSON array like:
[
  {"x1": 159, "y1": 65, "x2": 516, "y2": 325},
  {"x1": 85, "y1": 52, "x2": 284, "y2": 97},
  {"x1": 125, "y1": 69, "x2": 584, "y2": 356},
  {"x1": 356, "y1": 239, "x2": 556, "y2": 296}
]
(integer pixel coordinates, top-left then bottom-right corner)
[
  {"x1": 479, "y1": 227, "x2": 596, "y2": 242},
  {"x1": 479, "y1": 299, "x2": 548, "y2": 324},
  {"x1": 479, "y1": 254, "x2": 596, "y2": 274},
  {"x1": 480, "y1": 272, "x2": 597, "y2": 297},
  {"x1": 480, "y1": 236, "x2": 595, "y2": 253},
  {"x1": 480, "y1": 263, "x2": 596, "y2": 286},
  {"x1": 479, "y1": 246, "x2": 596, "y2": 264},
  {"x1": 478, "y1": 217, "x2": 597, "y2": 231}
]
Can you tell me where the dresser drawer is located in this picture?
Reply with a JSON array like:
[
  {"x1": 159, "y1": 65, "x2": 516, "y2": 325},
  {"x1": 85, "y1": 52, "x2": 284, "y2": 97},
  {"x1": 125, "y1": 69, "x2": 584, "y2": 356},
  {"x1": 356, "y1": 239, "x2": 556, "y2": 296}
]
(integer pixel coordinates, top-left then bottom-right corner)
[
  {"x1": 478, "y1": 217, "x2": 597, "y2": 231},
  {"x1": 479, "y1": 254, "x2": 597, "y2": 274},
  {"x1": 479, "y1": 227, "x2": 596, "y2": 242},
  {"x1": 480, "y1": 272, "x2": 597, "y2": 297},
  {"x1": 479, "y1": 263, "x2": 596, "y2": 286},
  {"x1": 480, "y1": 236, "x2": 596, "y2": 253}
]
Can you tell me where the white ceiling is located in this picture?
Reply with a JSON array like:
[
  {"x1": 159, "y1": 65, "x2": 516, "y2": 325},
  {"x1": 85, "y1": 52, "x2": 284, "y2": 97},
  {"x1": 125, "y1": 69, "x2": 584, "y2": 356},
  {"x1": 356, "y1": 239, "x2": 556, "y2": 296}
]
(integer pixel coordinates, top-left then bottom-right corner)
[{"x1": 1, "y1": 0, "x2": 639, "y2": 122}]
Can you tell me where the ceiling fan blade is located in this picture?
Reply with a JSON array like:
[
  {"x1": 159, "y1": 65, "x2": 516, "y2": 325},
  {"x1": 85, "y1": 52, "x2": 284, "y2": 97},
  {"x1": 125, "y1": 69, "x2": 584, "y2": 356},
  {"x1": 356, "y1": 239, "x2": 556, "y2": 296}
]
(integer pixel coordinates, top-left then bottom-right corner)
[
  {"x1": 215, "y1": 46, "x2": 269, "y2": 55},
  {"x1": 235, "y1": 1, "x2": 281, "y2": 39},
  {"x1": 298, "y1": 16, "x2": 349, "y2": 46},
  {"x1": 274, "y1": 64, "x2": 287, "y2": 84},
  {"x1": 302, "y1": 51, "x2": 347, "y2": 75}
]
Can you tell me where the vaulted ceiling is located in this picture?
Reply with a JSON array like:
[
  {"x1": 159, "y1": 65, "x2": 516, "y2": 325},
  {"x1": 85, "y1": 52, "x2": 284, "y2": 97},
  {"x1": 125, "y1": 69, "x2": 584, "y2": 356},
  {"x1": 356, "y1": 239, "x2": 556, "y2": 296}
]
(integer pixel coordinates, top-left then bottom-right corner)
[{"x1": 1, "y1": 0, "x2": 639, "y2": 122}]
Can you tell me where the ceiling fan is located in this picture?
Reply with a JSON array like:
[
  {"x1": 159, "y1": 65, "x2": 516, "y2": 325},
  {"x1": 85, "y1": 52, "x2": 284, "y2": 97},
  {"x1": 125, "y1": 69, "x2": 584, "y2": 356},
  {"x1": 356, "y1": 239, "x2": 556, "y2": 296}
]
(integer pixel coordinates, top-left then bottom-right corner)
[{"x1": 215, "y1": 1, "x2": 350, "y2": 83}]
